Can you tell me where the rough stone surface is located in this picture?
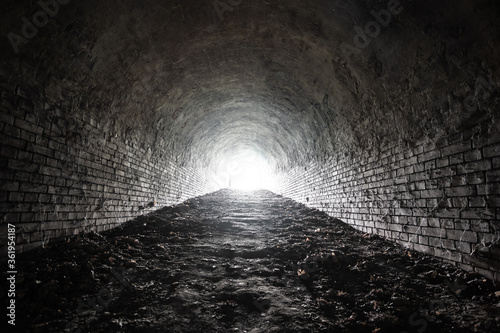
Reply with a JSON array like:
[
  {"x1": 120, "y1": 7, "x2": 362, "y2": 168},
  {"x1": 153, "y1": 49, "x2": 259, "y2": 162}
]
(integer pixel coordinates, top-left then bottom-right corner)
[{"x1": 0, "y1": 0, "x2": 499, "y2": 280}]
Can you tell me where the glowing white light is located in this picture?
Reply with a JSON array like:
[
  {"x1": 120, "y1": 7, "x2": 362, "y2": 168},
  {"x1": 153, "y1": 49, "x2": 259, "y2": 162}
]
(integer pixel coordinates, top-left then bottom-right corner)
[
  {"x1": 228, "y1": 160, "x2": 261, "y2": 190},
  {"x1": 225, "y1": 149, "x2": 269, "y2": 191}
]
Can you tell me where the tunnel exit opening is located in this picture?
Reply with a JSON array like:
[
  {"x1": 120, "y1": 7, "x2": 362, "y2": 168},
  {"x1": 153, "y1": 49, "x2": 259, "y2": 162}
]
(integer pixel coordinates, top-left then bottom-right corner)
[
  {"x1": 216, "y1": 148, "x2": 275, "y2": 191},
  {"x1": 228, "y1": 159, "x2": 262, "y2": 190}
]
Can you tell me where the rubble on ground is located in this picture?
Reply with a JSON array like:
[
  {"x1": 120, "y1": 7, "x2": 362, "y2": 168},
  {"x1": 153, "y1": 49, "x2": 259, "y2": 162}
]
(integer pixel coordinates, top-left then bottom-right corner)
[{"x1": 4, "y1": 189, "x2": 500, "y2": 332}]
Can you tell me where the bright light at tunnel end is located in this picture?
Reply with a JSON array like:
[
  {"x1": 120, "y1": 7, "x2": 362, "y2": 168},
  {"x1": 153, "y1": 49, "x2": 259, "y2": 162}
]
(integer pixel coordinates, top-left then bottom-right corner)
[
  {"x1": 229, "y1": 161, "x2": 262, "y2": 191},
  {"x1": 216, "y1": 148, "x2": 275, "y2": 191},
  {"x1": 227, "y1": 151, "x2": 265, "y2": 191}
]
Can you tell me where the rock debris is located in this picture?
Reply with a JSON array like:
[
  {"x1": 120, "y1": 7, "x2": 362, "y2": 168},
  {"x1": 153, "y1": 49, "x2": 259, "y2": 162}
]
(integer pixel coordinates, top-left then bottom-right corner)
[{"x1": 6, "y1": 190, "x2": 500, "y2": 332}]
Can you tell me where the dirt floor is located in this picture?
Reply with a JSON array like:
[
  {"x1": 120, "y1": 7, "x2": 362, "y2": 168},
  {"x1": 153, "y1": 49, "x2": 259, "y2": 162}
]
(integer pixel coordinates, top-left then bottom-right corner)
[{"x1": 4, "y1": 189, "x2": 500, "y2": 332}]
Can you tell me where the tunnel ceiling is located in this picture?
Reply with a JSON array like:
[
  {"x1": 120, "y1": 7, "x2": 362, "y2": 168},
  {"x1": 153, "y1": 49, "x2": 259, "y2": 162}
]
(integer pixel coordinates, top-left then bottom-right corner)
[{"x1": 1, "y1": 0, "x2": 499, "y2": 171}]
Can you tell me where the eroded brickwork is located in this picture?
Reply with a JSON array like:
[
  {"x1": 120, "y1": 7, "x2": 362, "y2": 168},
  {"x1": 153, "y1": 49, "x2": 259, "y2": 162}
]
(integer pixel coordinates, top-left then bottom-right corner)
[
  {"x1": 0, "y1": 86, "x2": 214, "y2": 253},
  {"x1": 280, "y1": 122, "x2": 500, "y2": 281}
]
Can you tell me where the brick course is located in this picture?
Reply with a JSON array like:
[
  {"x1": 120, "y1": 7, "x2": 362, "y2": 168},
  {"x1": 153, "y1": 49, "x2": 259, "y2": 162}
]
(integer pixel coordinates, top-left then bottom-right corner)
[
  {"x1": 0, "y1": 90, "x2": 215, "y2": 254},
  {"x1": 279, "y1": 123, "x2": 500, "y2": 282}
]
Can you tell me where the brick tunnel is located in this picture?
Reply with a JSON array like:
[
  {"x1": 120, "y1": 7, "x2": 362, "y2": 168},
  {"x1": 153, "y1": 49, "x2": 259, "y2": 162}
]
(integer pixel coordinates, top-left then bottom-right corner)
[{"x1": 1, "y1": 0, "x2": 500, "y2": 331}]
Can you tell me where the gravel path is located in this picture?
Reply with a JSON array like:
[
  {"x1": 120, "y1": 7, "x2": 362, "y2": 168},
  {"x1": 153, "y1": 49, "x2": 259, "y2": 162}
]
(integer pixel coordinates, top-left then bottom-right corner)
[{"x1": 6, "y1": 189, "x2": 500, "y2": 332}]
